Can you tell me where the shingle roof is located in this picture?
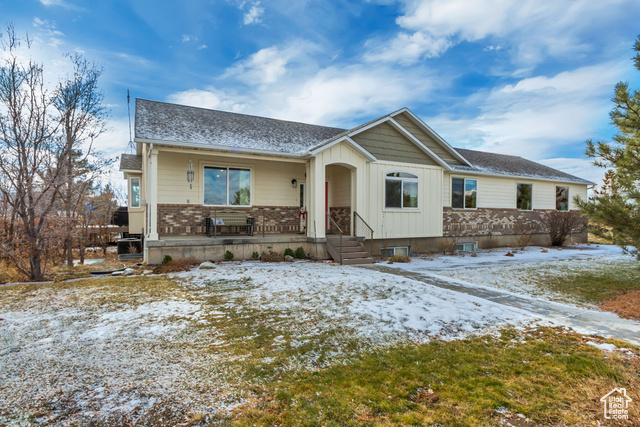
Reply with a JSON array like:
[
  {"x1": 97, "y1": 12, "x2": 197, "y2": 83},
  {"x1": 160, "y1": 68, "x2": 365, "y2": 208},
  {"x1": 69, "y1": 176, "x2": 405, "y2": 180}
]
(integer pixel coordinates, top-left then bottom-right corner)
[
  {"x1": 119, "y1": 154, "x2": 142, "y2": 171},
  {"x1": 451, "y1": 148, "x2": 593, "y2": 184},
  {"x1": 133, "y1": 99, "x2": 592, "y2": 185},
  {"x1": 135, "y1": 99, "x2": 345, "y2": 154}
]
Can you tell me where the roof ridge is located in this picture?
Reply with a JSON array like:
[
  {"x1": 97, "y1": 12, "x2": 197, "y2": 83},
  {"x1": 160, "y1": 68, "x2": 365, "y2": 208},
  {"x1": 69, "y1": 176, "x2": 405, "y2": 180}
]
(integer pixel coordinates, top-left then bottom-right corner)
[{"x1": 136, "y1": 98, "x2": 346, "y2": 132}]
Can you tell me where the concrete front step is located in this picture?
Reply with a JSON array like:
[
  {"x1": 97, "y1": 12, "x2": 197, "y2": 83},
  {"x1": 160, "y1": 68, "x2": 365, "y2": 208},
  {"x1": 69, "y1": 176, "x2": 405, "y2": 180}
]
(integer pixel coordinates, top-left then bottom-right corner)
[
  {"x1": 340, "y1": 251, "x2": 371, "y2": 260},
  {"x1": 342, "y1": 257, "x2": 374, "y2": 265}
]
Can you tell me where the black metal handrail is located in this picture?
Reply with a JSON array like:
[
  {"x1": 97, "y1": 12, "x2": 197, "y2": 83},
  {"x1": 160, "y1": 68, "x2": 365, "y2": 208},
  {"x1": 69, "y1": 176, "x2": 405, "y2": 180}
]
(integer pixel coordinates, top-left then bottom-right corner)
[
  {"x1": 327, "y1": 214, "x2": 344, "y2": 265},
  {"x1": 353, "y1": 211, "x2": 374, "y2": 255}
]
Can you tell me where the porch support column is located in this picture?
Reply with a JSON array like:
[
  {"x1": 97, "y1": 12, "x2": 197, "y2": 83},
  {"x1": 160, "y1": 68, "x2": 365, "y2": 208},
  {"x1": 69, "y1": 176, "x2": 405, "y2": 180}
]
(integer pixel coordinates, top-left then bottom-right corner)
[
  {"x1": 308, "y1": 156, "x2": 325, "y2": 239},
  {"x1": 148, "y1": 149, "x2": 159, "y2": 241}
]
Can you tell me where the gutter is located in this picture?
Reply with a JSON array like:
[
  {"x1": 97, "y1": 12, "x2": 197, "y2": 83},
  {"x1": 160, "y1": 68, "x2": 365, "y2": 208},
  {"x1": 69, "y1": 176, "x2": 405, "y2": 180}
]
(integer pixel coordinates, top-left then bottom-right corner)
[
  {"x1": 134, "y1": 138, "x2": 309, "y2": 160},
  {"x1": 145, "y1": 142, "x2": 153, "y2": 242}
]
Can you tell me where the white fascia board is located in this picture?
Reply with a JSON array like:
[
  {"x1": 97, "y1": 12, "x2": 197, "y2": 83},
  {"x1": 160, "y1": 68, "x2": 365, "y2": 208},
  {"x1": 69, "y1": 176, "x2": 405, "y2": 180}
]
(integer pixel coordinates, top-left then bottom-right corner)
[
  {"x1": 134, "y1": 137, "x2": 309, "y2": 160},
  {"x1": 387, "y1": 118, "x2": 452, "y2": 171},
  {"x1": 447, "y1": 168, "x2": 594, "y2": 186},
  {"x1": 308, "y1": 136, "x2": 377, "y2": 162},
  {"x1": 120, "y1": 169, "x2": 143, "y2": 174},
  {"x1": 390, "y1": 108, "x2": 473, "y2": 167}
]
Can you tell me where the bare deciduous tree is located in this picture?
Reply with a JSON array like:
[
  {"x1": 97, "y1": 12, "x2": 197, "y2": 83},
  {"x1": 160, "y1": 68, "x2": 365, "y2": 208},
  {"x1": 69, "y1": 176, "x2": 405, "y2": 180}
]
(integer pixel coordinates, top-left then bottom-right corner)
[{"x1": 0, "y1": 26, "x2": 63, "y2": 280}]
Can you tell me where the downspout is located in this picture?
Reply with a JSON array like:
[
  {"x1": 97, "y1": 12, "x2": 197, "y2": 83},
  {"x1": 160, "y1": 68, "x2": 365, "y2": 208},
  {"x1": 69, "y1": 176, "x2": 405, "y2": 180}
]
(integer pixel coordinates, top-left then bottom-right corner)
[{"x1": 145, "y1": 142, "x2": 153, "y2": 241}]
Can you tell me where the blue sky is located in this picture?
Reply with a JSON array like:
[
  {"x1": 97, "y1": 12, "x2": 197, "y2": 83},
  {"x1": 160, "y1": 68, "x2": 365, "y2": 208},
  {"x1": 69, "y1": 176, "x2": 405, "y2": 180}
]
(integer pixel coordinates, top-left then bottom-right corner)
[{"x1": 5, "y1": 0, "x2": 640, "y2": 189}]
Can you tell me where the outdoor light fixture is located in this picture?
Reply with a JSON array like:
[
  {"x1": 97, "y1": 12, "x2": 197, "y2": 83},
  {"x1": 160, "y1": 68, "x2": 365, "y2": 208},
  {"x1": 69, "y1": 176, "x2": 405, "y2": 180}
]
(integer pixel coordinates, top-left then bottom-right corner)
[
  {"x1": 291, "y1": 179, "x2": 298, "y2": 188},
  {"x1": 187, "y1": 161, "x2": 195, "y2": 189}
]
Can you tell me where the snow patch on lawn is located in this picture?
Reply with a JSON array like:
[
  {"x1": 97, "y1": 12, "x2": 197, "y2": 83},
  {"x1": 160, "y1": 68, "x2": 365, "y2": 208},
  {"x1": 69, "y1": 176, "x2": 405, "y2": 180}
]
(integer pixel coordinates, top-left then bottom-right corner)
[
  {"x1": 173, "y1": 262, "x2": 535, "y2": 343},
  {"x1": 381, "y1": 245, "x2": 630, "y2": 305}
]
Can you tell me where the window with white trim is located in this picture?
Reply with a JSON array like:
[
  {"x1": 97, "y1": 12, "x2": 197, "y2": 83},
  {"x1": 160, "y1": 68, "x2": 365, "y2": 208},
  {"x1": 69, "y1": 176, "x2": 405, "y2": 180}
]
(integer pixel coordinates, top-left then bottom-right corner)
[
  {"x1": 129, "y1": 177, "x2": 140, "y2": 208},
  {"x1": 204, "y1": 166, "x2": 251, "y2": 206},
  {"x1": 451, "y1": 178, "x2": 477, "y2": 209},
  {"x1": 556, "y1": 186, "x2": 569, "y2": 211},
  {"x1": 385, "y1": 172, "x2": 418, "y2": 209},
  {"x1": 517, "y1": 183, "x2": 533, "y2": 210}
]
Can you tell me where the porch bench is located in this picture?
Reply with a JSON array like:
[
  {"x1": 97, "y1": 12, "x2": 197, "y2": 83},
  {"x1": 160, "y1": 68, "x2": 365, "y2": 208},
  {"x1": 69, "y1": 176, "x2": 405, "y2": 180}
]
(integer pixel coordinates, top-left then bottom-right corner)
[{"x1": 206, "y1": 210, "x2": 254, "y2": 237}]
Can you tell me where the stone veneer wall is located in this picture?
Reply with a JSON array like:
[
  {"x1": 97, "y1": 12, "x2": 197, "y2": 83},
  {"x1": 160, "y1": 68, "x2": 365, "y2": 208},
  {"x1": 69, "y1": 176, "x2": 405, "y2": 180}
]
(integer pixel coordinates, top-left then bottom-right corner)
[
  {"x1": 329, "y1": 207, "x2": 351, "y2": 235},
  {"x1": 443, "y1": 207, "x2": 588, "y2": 237},
  {"x1": 158, "y1": 204, "x2": 302, "y2": 236}
]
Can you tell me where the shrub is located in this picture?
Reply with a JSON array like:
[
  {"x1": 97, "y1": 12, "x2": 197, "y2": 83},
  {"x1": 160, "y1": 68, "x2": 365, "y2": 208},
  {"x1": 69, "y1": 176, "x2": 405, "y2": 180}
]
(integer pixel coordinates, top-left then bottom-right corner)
[
  {"x1": 294, "y1": 247, "x2": 306, "y2": 259},
  {"x1": 284, "y1": 248, "x2": 295, "y2": 258},
  {"x1": 515, "y1": 221, "x2": 537, "y2": 250},
  {"x1": 153, "y1": 258, "x2": 199, "y2": 274},
  {"x1": 251, "y1": 251, "x2": 260, "y2": 260},
  {"x1": 224, "y1": 250, "x2": 234, "y2": 261},
  {"x1": 163, "y1": 255, "x2": 172, "y2": 264},
  {"x1": 388, "y1": 255, "x2": 410, "y2": 263},
  {"x1": 261, "y1": 250, "x2": 283, "y2": 262},
  {"x1": 543, "y1": 211, "x2": 585, "y2": 247}
]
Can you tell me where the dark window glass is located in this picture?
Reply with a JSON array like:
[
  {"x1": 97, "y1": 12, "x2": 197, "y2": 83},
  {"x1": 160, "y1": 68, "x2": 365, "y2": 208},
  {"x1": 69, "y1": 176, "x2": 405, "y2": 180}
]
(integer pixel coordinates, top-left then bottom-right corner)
[
  {"x1": 385, "y1": 180, "x2": 402, "y2": 208},
  {"x1": 556, "y1": 186, "x2": 569, "y2": 211},
  {"x1": 403, "y1": 181, "x2": 418, "y2": 208},
  {"x1": 452, "y1": 178, "x2": 464, "y2": 209},
  {"x1": 228, "y1": 168, "x2": 251, "y2": 206},
  {"x1": 204, "y1": 167, "x2": 227, "y2": 205},
  {"x1": 464, "y1": 179, "x2": 477, "y2": 209},
  {"x1": 517, "y1": 183, "x2": 533, "y2": 210}
]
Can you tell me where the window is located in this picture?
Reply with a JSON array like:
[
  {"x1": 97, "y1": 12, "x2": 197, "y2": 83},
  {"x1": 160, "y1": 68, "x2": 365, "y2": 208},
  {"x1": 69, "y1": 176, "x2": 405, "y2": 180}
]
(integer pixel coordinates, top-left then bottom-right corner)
[
  {"x1": 381, "y1": 246, "x2": 410, "y2": 257},
  {"x1": 517, "y1": 183, "x2": 533, "y2": 210},
  {"x1": 452, "y1": 178, "x2": 477, "y2": 209},
  {"x1": 129, "y1": 177, "x2": 140, "y2": 208},
  {"x1": 385, "y1": 172, "x2": 418, "y2": 209},
  {"x1": 556, "y1": 186, "x2": 569, "y2": 211},
  {"x1": 204, "y1": 167, "x2": 251, "y2": 206}
]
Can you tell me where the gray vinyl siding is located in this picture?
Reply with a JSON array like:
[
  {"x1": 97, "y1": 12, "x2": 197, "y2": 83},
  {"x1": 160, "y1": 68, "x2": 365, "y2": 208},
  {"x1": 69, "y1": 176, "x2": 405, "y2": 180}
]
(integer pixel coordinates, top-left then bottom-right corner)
[
  {"x1": 393, "y1": 113, "x2": 463, "y2": 165},
  {"x1": 352, "y1": 122, "x2": 438, "y2": 166}
]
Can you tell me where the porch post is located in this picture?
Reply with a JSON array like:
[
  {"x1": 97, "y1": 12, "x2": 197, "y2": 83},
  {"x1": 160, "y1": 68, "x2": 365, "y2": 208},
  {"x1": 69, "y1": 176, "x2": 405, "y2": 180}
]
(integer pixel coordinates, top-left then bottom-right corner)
[
  {"x1": 309, "y1": 156, "x2": 325, "y2": 239},
  {"x1": 148, "y1": 149, "x2": 159, "y2": 241}
]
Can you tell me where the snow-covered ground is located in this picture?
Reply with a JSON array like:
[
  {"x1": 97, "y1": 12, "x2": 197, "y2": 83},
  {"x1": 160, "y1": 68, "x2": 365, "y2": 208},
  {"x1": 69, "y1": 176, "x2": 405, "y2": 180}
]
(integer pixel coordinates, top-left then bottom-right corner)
[
  {"x1": 381, "y1": 244, "x2": 631, "y2": 305},
  {"x1": 0, "y1": 245, "x2": 633, "y2": 424}
]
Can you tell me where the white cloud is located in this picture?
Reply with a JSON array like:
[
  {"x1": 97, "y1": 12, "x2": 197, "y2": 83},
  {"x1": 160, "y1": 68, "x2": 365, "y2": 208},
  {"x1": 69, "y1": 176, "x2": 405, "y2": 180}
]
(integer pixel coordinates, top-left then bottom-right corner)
[
  {"x1": 424, "y1": 62, "x2": 631, "y2": 183},
  {"x1": 181, "y1": 34, "x2": 194, "y2": 43},
  {"x1": 222, "y1": 41, "x2": 321, "y2": 85},
  {"x1": 365, "y1": 0, "x2": 636, "y2": 66},
  {"x1": 243, "y1": 2, "x2": 265, "y2": 25},
  {"x1": 167, "y1": 88, "x2": 250, "y2": 112},
  {"x1": 364, "y1": 31, "x2": 452, "y2": 65},
  {"x1": 197, "y1": 44, "x2": 208, "y2": 50}
]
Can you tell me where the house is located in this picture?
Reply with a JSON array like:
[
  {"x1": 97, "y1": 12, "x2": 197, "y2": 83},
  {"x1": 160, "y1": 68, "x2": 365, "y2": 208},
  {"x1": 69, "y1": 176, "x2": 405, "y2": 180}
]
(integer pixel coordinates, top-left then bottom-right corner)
[
  {"x1": 600, "y1": 388, "x2": 632, "y2": 420},
  {"x1": 120, "y1": 99, "x2": 592, "y2": 264}
]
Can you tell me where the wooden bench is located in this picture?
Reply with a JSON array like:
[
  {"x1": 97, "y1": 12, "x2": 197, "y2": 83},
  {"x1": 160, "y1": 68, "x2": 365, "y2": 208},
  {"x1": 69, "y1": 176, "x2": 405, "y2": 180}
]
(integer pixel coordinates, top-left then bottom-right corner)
[{"x1": 206, "y1": 210, "x2": 254, "y2": 237}]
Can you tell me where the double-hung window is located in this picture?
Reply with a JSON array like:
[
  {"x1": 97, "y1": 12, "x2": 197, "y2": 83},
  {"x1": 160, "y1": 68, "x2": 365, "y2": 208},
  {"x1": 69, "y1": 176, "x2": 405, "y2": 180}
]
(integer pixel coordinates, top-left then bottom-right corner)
[
  {"x1": 204, "y1": 166, "x2": 251, "y2": 206},
  {"x1": 517, "y1": 183, "x2": 533, "y2": 210},
  {"x1": 451, "y1": 178, "x2": 477, "y2": 209},
  {"x1": 129, "y1": 177, "x2": 140, "y2": 208},
  {"x1": 556, "y1": 186, "x2": 569, "y2": 211},
  {"x1": 385, "y1": 172, "x2": 418, "y2": 209}
]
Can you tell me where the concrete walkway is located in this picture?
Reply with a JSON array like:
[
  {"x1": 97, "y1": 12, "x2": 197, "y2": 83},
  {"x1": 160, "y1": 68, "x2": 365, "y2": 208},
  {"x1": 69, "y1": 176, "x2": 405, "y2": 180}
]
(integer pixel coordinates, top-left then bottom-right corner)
[{"x1": 365, "y1": 264, "x2": 640, "y2": 347}]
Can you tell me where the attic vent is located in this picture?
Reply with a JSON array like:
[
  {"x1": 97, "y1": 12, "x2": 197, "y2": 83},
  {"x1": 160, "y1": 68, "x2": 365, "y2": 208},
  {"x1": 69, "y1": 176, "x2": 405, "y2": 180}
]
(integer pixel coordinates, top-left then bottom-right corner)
[{"x1": 455, "y1": 242, "x2": 477, "y2": 252}]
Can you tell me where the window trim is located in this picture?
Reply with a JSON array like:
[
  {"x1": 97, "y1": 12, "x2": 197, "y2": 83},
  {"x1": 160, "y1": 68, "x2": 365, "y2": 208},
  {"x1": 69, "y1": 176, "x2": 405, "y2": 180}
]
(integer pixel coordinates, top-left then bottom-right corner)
[
  {"x1": 556, "y1": 185, "x2": 570, "y2": 211},
  {"x1": 129, "y1": 177, "x2": 141, "y2": 208},
  {"x1": 516, "y1": 182, "x2": 533, "y2": 211},
  {"x1": 202, "y1": 165, "x2": 253, "y2": 207},
  {"x1": 451, "y1": 176, "x2": 478, "y2": 210},
  {"x1": 384, "y1": 171, "x2": 419, "y2": 210}
]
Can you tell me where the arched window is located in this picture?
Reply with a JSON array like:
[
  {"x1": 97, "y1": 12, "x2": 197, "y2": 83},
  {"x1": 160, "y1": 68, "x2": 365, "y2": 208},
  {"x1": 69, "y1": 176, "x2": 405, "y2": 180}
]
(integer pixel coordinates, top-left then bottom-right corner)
[{"x1": 385, "y1": 172, "x2": 418, "y2": 209}]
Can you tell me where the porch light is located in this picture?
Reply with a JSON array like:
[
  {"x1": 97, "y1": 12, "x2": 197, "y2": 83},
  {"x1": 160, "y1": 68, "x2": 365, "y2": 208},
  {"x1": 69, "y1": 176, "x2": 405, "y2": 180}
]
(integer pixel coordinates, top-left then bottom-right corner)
[
  {"x1": 291, "y1": 179, "x2": 297, "y2": 188},
  {"x1": 187, "y1": 161, "x2": 195, "y2": 189}
]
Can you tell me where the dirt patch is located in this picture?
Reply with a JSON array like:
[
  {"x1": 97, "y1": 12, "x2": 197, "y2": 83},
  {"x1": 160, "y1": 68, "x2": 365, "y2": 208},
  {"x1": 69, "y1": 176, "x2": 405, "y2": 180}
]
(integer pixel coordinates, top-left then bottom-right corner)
[{"x1": 600, "y1": 290, "x2": 640, "y2": 321}]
